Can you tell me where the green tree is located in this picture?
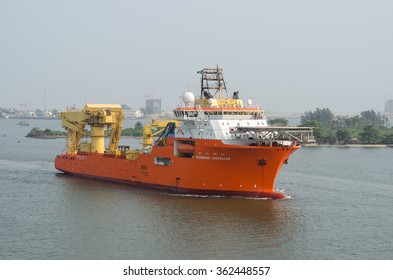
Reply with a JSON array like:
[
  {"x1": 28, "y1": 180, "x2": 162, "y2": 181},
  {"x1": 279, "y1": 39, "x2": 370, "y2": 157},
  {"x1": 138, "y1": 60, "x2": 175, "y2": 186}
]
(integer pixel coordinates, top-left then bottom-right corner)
[
  {"x1": 360, "y1": 110, "x2": 385, "y2": 127},
  {"x1": 301, "y1": 120, "x2": 322, "y2": 128},
  {"x1": 268, "y1": 118, "x2": 288, "y2": 126},
  {"x1": 134, "y1": 121, "x2": 143, "y2": 130},
  {"x1": 358, "y1": 125, "x2": 381, "y2": 144},
  {"x1": 121, "y1": 122, "x2": 144, "y2": 137},
  {"x1": 301, "y1": 120, "x2": 336, "y2": 144},
  {"x1": 336, "y1": 128, "x2": 353, "y2": 144},
  {"x1": 132, "y1": 122, "x2": 143, "y2": 136},
  {"x1": 301, "y1": 108, "x2": 334, "y2": 127},
  {"x1": 26, "y1": 127, "x2": 65, "y2": 137},
  {"x1": 27, "y1": 127, "x2": 40, "y2": 137},
  {"x1": 380, "y1": 130, "x2": 393, "y2": 144},
  {"x1": 313, "y1": 126, "x2": 336, "y2": 144},
  {"x1": 346, "y1": 115, "x2": 362, "y2": 128}
]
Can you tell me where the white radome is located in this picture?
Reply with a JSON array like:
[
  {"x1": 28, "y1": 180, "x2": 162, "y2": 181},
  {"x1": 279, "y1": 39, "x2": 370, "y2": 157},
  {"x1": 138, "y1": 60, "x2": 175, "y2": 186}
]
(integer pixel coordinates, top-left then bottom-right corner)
[{"x1": 183, "y1": 92, "x2": 195, "y2": 105}]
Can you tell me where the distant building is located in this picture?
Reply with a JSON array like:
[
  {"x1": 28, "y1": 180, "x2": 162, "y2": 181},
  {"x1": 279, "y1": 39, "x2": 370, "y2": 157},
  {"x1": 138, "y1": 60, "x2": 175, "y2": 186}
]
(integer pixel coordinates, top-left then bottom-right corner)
[
  {"x1": 123, "y1": 109, "x2": 143, "y2": 119},
  {"x1": 145, "y1": 98, "x2": 162, "y2": 115},
  {"x1": 385, "y1": 99, "x2": 393, "y2": 114}
]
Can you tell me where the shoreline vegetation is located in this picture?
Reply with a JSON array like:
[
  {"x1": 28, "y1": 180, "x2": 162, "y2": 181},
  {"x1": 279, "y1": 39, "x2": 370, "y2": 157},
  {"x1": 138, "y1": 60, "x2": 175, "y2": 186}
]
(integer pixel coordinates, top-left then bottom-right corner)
[
  {"x1": 121, "y1": 121, "x2": 143, "y2": 137},
  {"x1": 26, "y1": 122, "x2": 145, "y2": 139},
  {"x1": 26, "y1": 127, "x2": 66, "y2": 139},
  {"x1": 28, "y1": 111, "x2": 393, "y2": 148},
  {"x1": 270, "y1": 108, "x2": 393, "y2": 146},
  {"x1": 303, "y1": 143, "x2": 392, "y2": 148}
]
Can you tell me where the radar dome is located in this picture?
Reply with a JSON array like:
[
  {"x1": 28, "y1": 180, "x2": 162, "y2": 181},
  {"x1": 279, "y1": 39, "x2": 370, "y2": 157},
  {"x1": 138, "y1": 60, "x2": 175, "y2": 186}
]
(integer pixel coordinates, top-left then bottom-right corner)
[{"x1": 183, "y1": 92, "x2": 195, "y2": 106}]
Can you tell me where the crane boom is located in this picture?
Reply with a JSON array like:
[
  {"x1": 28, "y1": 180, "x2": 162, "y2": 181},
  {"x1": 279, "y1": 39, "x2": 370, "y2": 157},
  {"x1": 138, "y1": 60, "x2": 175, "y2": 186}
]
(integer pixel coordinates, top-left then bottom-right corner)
[
  {"x1": 59, "y1": 104, "x2": 124, "y2": 155},
  {"x1": 143, "y1": 119, "x2": 180, "y2": 148}
]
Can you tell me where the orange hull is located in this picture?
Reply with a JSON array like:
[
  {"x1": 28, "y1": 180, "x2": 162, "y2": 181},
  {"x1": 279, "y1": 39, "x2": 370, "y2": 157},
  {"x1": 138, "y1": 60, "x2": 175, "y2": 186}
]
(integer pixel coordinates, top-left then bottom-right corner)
[{"x1": 55, "y1": 138, "x2": 300, "y2": 199}]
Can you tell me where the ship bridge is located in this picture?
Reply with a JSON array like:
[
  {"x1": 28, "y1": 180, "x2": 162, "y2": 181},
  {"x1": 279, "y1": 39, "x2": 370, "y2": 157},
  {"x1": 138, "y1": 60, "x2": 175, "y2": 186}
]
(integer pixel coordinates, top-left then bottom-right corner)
[
  {"x1": 172, "y1": 67, "x2": 313, "y2": 145},
  {"x1": 173, "y1": 107, "x2": 264, "y2": 121}
]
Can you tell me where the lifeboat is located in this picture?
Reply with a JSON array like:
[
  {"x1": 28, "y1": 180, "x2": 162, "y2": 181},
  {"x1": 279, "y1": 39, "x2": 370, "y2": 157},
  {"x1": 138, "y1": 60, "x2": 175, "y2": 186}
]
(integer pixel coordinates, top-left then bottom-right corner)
[{"x1": 177, "y1": 142, "x2": 195, "y2": 154}]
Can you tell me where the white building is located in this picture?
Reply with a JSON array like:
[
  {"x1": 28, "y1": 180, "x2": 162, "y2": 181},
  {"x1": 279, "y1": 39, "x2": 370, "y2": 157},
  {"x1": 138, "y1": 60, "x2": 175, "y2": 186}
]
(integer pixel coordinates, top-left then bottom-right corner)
[
  {"x1": 123, "y1": 109, "x2": 143, "y2": 119},
  {"x1": 385, "y1": 99, "x2": 393, "y2": 114}
]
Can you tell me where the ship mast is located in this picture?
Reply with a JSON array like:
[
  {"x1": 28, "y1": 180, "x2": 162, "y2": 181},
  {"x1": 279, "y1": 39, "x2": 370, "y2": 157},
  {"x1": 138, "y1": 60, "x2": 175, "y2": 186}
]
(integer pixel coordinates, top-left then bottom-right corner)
[{"x1": 198, "y1": 66, "x2": 227, "y2": 99}]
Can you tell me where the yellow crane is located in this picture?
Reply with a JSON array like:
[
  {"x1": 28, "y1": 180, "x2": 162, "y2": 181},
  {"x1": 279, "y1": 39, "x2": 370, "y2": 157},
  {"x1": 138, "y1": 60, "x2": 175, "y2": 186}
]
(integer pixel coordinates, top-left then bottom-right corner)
[
  {"x1": 142, "y1": 119, "x2": 180, "y2": 149},
  {"x1": 59, "y1": 103, "x2": 179, "y2": 158},
  {"x1": 59, "y1": 104, "x2": 124, "y2": 155}
]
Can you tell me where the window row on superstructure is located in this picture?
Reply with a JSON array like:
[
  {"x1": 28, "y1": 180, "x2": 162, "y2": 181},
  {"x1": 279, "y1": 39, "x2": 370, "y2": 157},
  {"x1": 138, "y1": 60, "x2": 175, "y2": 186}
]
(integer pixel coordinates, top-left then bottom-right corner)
[{"x1": 173, "y1": 109, "x2": 263, "y2": 119}]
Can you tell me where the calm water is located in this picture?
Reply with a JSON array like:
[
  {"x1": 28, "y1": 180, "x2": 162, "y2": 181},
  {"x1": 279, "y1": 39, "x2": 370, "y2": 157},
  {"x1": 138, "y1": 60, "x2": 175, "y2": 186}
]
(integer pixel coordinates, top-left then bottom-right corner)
[{"x1": 0, "y1": 119, "x2": 392, "y2": 260}]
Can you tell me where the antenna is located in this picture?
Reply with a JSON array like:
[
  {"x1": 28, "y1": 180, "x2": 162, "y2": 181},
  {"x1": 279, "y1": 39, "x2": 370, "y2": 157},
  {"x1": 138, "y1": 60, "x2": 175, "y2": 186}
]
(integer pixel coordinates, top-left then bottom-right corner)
[
  {"x1": 44, "y1": 88, "x2": 46, "y2": 112},
  {"x1": 198, "y1": 66, "x2": 227, "y2": 99}
]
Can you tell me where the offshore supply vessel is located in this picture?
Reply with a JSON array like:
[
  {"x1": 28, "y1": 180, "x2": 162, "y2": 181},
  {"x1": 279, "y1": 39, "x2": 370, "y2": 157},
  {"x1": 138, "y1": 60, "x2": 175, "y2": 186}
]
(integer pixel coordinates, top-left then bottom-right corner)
[{"x1": 55, "y1": 67, "x2": 313, "y2": 198}]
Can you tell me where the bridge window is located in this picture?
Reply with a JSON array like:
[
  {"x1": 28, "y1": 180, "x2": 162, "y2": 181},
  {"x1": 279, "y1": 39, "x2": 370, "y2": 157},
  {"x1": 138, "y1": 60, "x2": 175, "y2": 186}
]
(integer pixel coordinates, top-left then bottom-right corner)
[{"x1": 185, "y1": 111, "x2": 198, "y2": 117}]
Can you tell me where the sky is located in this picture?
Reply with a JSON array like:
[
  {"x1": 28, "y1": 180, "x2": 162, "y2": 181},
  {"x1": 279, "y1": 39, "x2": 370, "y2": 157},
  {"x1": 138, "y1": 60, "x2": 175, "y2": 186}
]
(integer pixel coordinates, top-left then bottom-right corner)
[{"x1": 1, "y1": 0, "x2": 392, "y2": 114}]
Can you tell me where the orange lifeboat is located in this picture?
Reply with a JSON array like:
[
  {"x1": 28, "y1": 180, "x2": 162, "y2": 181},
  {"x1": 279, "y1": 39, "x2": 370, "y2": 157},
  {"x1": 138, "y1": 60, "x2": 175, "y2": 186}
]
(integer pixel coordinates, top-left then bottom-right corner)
[{"x1": 177, "y1": 142, "x2": 195, "y2": 154}]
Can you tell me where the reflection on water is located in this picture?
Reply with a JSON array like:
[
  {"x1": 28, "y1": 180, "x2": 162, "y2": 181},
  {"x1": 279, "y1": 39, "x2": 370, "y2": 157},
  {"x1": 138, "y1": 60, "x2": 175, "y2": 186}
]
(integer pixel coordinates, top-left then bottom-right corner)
[{"x1": 54, "y1": 174, "x2": 302, "y2": 259}]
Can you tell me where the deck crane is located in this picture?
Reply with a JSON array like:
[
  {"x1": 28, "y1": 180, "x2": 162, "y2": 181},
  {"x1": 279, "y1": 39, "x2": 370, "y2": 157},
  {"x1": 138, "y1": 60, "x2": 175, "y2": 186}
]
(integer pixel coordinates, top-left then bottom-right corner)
[
  {"x1": 143, "y1": 119, "x2": 180, "y2": 149},
  {"x1": 59, "y1": 104, "x2": 124, "y2": 155}
]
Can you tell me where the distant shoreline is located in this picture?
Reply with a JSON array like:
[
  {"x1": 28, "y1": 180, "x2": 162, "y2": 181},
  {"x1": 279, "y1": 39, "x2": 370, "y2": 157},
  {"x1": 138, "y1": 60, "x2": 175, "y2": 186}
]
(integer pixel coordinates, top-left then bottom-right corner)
[
  {"x1": 303, "y1": 143, "x2": 391, "y2": 148},
  {"x1": 26, "y1": 135, "x2": 141, "y2": 139},
  {"x1": 26, "y1": 135, "x2": 66, "y2": 139}
]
